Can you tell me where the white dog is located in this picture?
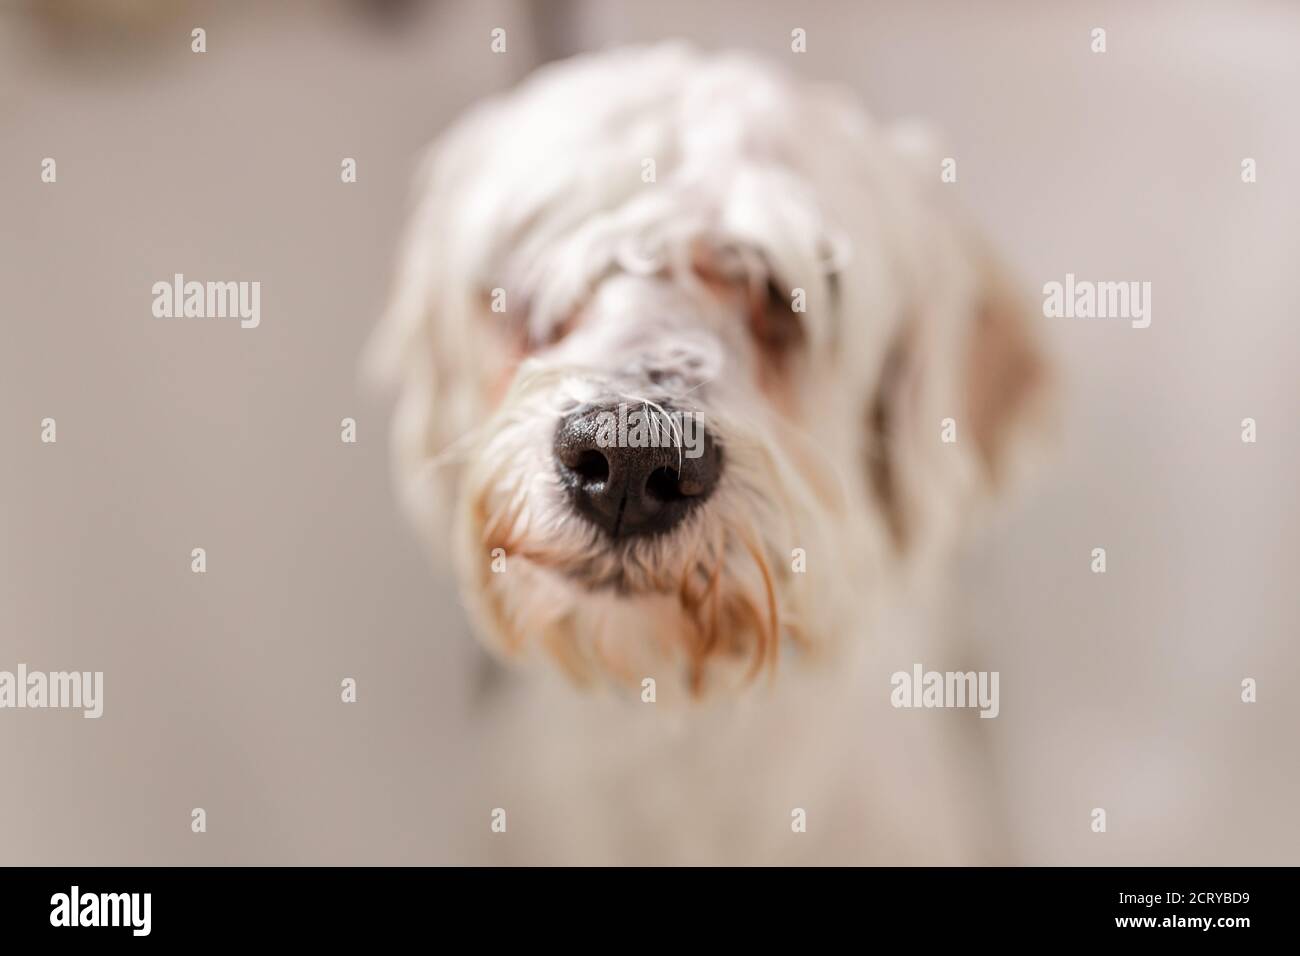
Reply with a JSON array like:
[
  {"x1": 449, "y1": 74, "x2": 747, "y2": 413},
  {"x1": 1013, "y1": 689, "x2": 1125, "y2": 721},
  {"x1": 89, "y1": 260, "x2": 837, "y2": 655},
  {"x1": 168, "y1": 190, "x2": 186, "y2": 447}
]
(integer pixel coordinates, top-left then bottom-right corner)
[{"x1": 370, "y1": 45, "x2": 1049, "y2": 864}]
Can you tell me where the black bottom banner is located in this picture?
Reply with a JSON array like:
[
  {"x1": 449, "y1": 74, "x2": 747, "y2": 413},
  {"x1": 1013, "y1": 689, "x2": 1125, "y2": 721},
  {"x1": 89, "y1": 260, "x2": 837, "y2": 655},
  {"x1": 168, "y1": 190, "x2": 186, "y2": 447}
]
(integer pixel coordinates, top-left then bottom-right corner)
[{"x1": 0, "y1": 866, "x2": 1281, "y2": 941}]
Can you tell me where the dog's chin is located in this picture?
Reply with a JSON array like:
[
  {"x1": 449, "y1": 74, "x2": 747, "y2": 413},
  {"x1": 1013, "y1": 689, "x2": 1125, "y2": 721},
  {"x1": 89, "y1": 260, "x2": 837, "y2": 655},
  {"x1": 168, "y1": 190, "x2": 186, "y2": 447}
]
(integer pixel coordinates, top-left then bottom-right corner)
[
  {"x1": 556, "y1": 554, "x2": 660, "y2": 596},
  {"x1": 548, "y1": 521, "x2": 703, "y2": 595},
  {"x1": 495, "y1": 566, "x2": 780, "y2": 695},
  {"x1": 461, "y1": 499, "x2": 785, "y2": 693}
]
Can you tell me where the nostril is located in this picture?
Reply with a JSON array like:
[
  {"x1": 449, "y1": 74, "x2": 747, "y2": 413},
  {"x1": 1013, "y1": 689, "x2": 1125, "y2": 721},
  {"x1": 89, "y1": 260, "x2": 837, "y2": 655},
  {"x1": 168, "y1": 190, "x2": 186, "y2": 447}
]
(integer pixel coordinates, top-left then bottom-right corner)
[
  {"x1": 676, "y1": 475, "x2": 707, "y2": 497},
  {"x1": 645, "y1": 466, "x2": 683, "y2": 502},
  {"x1": 555, "y1": 401, "x2": 723, "y2": 539},
  {"x1": 572, "y1": 449, "x2": 610, "y2": 484}
]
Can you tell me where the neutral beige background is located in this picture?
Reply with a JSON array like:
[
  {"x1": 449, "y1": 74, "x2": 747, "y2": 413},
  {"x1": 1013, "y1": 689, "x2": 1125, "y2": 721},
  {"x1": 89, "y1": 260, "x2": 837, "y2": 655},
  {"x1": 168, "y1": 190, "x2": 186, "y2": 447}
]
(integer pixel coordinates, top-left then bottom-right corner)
[{"x1": 2, "y1": 0, "x2": 1296, "y2": 864}]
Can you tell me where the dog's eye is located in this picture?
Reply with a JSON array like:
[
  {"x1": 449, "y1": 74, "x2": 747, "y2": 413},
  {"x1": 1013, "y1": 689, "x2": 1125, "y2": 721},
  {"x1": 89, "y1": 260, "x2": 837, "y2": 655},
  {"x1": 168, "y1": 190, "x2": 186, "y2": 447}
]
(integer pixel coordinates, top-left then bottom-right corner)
[
  {"x1": 527, "y1": 311, "x2": 580, "y2": 351},
  {"x1": 480, "y1": 287, "x2": 579, "y2": 353},
  {"x1": 750, "y1": 279, "x2": 805, "y2": 352}
]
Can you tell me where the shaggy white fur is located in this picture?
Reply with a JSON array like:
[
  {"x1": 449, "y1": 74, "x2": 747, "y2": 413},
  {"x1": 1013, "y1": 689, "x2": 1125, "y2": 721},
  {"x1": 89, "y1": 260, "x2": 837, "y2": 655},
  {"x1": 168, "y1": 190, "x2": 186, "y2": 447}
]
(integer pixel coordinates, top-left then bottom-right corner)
[{"x1": 370, "y1": 44, "x2": 1049, "y2": 863}]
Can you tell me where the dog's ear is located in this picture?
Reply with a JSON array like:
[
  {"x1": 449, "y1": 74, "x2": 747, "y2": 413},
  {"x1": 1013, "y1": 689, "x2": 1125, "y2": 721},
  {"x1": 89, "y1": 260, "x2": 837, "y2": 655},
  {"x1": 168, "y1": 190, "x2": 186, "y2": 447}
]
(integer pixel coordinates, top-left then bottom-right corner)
[
  {"x1": 864, "y1": 170, "x2": 1052, "y2": 560},
  {"x1": 363, "y1": 128, "x2": 502, "y2": 541},
  {"x1": 962, "y1": 241, "x2": 1053, "y2": 487}
]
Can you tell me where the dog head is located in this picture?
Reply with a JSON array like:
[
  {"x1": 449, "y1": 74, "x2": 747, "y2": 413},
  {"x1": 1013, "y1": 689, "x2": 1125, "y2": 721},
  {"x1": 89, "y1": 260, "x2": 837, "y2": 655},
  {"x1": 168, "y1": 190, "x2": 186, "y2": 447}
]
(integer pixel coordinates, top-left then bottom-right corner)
[{"x1": 369, "y1": 46, "x2": 1049, "y2": 697}]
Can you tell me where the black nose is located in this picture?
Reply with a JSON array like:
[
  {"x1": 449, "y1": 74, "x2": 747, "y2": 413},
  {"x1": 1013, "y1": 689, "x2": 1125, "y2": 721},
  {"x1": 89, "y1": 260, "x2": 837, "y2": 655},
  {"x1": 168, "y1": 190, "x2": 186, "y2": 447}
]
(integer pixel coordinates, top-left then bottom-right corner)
[{"x1": 553, "y1": 402, "x2": 723, "y2": 539}]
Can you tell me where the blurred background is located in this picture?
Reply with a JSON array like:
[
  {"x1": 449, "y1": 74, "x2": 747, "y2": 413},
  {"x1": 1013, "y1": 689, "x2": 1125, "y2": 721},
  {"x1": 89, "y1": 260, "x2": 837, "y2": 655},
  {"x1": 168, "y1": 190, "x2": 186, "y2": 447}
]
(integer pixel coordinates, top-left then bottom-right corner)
[{"x1": 1, "y1": 0, "x2": 1297, "y2": 864}]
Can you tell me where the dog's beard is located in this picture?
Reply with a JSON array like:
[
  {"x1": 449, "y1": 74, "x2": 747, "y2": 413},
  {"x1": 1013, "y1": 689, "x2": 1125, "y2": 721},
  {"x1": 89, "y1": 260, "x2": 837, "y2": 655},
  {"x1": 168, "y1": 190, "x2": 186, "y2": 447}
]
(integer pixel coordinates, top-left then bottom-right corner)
[{"x1": 448, "y1": 363, "x2": 857, "y2": 696}]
